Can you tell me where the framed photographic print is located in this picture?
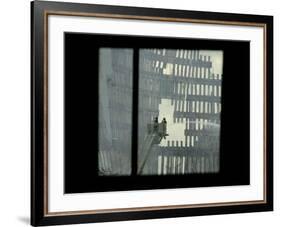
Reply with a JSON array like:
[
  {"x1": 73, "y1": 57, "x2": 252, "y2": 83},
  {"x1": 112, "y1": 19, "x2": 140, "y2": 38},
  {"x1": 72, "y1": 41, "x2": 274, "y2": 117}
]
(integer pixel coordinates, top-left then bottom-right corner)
[{"x1": 31, "y1": 0, "x2": 273, "y2": 226}]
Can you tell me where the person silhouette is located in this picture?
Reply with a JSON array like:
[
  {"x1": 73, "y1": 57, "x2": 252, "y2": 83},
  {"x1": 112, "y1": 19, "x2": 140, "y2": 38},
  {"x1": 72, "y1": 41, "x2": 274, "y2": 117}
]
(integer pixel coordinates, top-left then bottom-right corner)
[
  {"x1": 153, "y1": 117, "x2": 158, "y2": 132},
  {"x1": 162, "y1": 118, "x2": 167, "y2": 138}
]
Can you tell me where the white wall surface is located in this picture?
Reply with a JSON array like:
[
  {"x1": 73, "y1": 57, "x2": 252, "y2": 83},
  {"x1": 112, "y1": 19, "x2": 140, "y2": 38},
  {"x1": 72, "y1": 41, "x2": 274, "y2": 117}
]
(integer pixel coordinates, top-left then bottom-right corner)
[{"x1": 0, "y1": 0, "x2": 279, "y2": 226}]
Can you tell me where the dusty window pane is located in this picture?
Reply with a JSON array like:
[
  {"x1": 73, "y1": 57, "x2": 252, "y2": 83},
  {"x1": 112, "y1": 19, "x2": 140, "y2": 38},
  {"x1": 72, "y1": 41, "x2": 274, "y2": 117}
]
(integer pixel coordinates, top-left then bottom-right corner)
[
  {"x1": 98, "y1": 48, "x2": 133, "y2": 175},
  {"x1": 138, "y1": 49, "x2": 223, "y2": 175}
]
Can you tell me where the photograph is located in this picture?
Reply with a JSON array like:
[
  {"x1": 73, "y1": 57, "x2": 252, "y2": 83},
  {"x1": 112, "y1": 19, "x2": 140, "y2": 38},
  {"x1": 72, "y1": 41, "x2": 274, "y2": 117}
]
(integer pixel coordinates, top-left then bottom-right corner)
[{"x1": 98, "y1": 47, "x2": 223, "y2": 176}]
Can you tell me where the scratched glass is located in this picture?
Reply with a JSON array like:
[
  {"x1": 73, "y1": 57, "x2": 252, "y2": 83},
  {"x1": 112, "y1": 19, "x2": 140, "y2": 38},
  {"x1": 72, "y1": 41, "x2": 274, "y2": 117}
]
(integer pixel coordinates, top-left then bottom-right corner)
[{"x1": 98, "y1": 48, "x2": 133, "y2": 176}]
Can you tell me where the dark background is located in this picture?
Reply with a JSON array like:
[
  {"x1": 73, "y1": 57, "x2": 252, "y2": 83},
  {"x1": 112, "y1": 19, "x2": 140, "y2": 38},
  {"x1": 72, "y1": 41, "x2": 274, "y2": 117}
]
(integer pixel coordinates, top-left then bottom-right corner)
[{"x1": 64, "y1": 32, "x2": 250, "y2": 193}]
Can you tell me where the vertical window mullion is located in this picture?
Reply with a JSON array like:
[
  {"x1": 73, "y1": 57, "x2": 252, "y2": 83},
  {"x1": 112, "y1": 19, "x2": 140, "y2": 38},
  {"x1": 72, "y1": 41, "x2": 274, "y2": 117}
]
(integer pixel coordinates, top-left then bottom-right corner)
[{"x1": 132, "y1": 48, "x2": 139, "y2": 175}]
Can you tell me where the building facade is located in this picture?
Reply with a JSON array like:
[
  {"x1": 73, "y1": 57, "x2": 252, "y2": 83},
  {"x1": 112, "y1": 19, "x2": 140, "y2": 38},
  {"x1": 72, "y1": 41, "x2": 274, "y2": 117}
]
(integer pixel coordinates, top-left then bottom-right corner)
[{"x1": 99, "y1": 48, "x2": 222, "y2": 176}]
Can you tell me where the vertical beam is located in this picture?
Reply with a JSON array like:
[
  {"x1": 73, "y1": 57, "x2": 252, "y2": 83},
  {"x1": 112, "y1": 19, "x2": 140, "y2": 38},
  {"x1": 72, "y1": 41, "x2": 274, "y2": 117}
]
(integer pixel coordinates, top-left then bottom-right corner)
[{"x1": 132, "y1": 48, "x2": 139, "y2": 175}]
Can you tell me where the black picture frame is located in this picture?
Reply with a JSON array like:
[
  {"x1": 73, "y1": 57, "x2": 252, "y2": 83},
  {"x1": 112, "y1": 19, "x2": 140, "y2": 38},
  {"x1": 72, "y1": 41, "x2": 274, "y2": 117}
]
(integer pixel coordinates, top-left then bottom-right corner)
[{"x1": 31, "y1": 0, "x2": 273, "y2": 226}]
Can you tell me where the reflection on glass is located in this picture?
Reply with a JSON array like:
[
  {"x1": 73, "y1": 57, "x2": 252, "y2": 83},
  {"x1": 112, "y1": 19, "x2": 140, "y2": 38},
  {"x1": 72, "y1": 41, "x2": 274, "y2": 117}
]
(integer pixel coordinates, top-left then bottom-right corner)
[
  {"x1": 98, "y1": 48, "x2": 133, "y2": 175},
  {"x1": 138, "y1": 49, "x2": 223, "y2": 175}
]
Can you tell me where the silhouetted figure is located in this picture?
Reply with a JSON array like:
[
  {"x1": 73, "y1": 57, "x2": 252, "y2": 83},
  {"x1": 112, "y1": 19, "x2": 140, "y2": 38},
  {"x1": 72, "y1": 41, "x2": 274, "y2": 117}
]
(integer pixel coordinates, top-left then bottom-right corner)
[
  {"x1": 162, "y1": 118, "x2": 167, "y2": 139},
  {"x1": 153, "y1": 117, "x2": 158, "y2": 132}
]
